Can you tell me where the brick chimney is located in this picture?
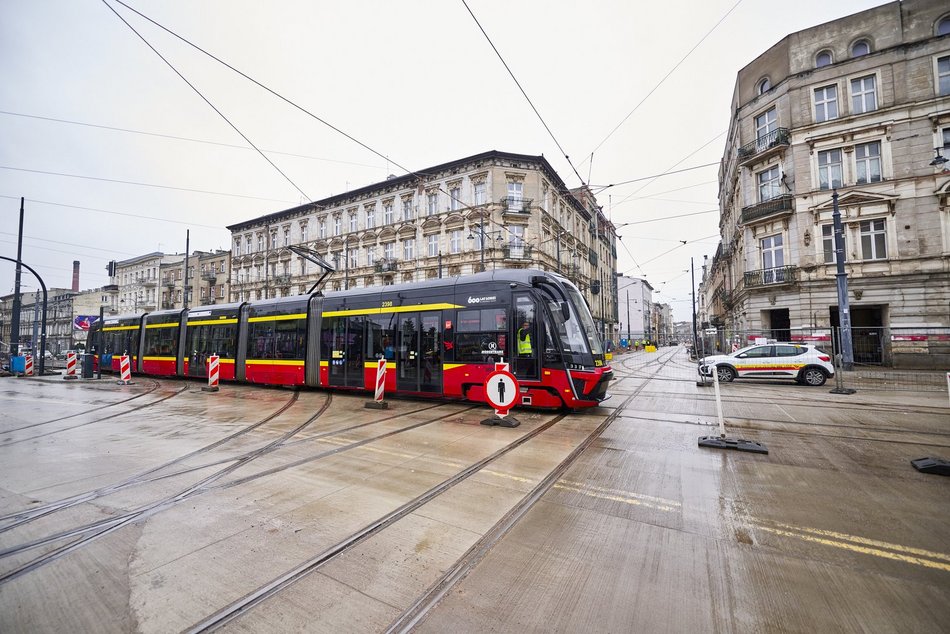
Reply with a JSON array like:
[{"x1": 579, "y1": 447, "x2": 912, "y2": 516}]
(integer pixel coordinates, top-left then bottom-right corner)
[{"x1": 72, "y1": 261, "x2": 80, "y2": 292}]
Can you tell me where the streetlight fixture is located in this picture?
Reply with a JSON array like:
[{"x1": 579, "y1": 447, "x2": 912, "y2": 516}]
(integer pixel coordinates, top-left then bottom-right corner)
[{"x1": 929, "y1": 147, "x2": 948, "y2": 167}]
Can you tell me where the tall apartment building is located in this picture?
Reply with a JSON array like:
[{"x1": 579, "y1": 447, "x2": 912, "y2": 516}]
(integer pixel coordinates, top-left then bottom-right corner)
[
  {"x1": 227, "y1": 150, "x2": 618, "y2": 335},
  {"x1": 703, "y1": 0, "x2": 950, "y2": 366}
]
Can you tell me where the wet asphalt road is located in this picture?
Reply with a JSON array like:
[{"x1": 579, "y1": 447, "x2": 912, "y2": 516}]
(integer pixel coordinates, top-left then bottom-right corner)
[{"x1": 0, "y1": 347, "x2": 947, "y2": 633}]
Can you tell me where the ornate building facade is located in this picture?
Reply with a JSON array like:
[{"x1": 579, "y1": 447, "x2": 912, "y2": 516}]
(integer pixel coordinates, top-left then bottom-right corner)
[
  {"x1": 702, "y1": 0, "x2": 950, "y2": 366},
  {"x1": 227, "y1": 150, "x2": 618, "y2": 335}
]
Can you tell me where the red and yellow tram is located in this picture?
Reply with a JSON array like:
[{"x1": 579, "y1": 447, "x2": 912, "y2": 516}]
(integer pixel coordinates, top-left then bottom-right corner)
[{"x1": 89, "y1": 269, "x2": 612, "y2": 409}]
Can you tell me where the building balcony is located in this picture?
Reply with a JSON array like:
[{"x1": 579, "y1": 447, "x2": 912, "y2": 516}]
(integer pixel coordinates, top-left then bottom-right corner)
[
  {"x1": 500, "y1": 197, "x2": 532, "y2": 214},
  {"x1": 743, "y1": 265, "x2": 798, "y2": 288},
  {"x1": 272, "y1": 274, "x2": 292, "y2": 287},
  {"x1": 161, "y1": 301, "x2": 176, "y2": 310},
  {"x1": 374, "y1": 258, "x2": 399, "y2": 273},
  {"x1": 201, "y1": 272, "x2": 217, "y2": 282},
  {"x1": 503, "y1": 244, "x2": 533, "y2": 260},
  {"x1": 741, "y1": 194, "x2": 794, "y2": 225},
  {"x1": 141, "y1": 279, "x2": 157, "y2": 288},
  {"x1": 737, "y1": 127, "x2": 790, "y2": 165},
  {"x1": 715, "y1": 288, "x2": 734, "y2": 308}
]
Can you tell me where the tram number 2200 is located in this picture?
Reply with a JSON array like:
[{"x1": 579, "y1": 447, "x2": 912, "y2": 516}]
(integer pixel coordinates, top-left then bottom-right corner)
[{"x1": 381, "y1": 301, "x2": 394, "y2": 308}]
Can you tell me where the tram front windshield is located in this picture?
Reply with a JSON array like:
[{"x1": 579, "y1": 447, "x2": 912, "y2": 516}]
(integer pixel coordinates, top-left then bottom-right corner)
[{"x1": 548, "y1": 286, "x2": 603, "y2": 358}]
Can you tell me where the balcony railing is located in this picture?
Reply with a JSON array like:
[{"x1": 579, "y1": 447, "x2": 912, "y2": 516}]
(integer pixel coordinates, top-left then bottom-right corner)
[
  {"x1": 737, "y1": 127, "x2": 790, "y2": 162},
  {"x1": 741, "y1": 194, "x2": 794, "y2": 224},
  {"x1": 743, "y1": 265, "x2": 798, "y2": 288},
  {"x1": 500, "y1": 197, "x2": 532, "y2": 213},
  {"x1": 374, "y1": 258, "x2": 399, "y2": 273},
  {"x1": 272, "y1": 274, "x2": 292, "y2": 286},
  {"x1": 502, "y1": 244, "x2": 533, "y2": 260},
  {"x1": 201, "y1": 272, "x2": 217, "y2": 282},
  {"x1": 141, "y1": 279, "x2": 157, "y2": 288}
]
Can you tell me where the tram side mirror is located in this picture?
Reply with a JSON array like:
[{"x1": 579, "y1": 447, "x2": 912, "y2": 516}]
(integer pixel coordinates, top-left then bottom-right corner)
[
  {"x1": 561, "y1": 302, "x2": 570, "y2": 321},
  {"x1": 530, "y1": 275, "x2": 546, "y2": 286}
]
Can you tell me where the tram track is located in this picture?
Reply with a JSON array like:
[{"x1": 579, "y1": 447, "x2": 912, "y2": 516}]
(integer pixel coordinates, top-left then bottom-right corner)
[
  {"x1": 0, "y1": 381, "x2": 188, "y2": 447},
  {"x1": 0, "y1": 378, "x2": 163, "y2": 434},
  {"x1": 0, "y1": 397, "x2": 478, "y2": 584}
]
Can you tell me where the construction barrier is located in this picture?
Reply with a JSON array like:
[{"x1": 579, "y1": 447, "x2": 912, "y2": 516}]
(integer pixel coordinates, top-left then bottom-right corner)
[
  {"x1": 365, "y1": 357, "x2": 389, "y2": 409},
  {"x1": 64, "y1": 351, "x2": 78, "y2": 380},
  {"x1": 24, "y1": 354, "x2": 33, "y2": 377},
  {"x1": 203, "y1": 354, "x2": 220, "y2": 392},
  {"x1": 118, "y1": 354, "x2": 132, "y2": 385}
]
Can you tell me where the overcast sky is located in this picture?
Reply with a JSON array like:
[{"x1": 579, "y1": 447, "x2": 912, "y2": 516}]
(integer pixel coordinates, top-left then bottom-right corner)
[{"x1": 1, "y1": 0, "x2": 885, "y2": 321}]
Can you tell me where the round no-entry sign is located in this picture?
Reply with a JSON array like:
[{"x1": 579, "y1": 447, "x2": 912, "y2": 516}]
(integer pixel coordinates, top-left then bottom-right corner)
[{"x1": 484, "y1": 362, "x2": 519, "y2": 417}]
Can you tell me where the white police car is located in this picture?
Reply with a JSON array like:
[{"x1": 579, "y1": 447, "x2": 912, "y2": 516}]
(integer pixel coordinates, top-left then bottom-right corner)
[{"x1": 698, "y1": 343, "x2": 834, "y2": 386}]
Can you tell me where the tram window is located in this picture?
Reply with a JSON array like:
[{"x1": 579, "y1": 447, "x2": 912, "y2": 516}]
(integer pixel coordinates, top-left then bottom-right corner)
[
  {"x1": 275, "y1": 319, "x2": 305, "y2": 359},
  {"x1": 366, "y1": 315, "x2": 396, "y2": 360},
  {"x1": 457, "y1": 308, "x2": 507, "y2": 332},
  {"x1": 455, "y1": 307, "x2": 508, "y2": 362},
  {"x1": 146, "y1": 327, "x2": 179, "y2": 356}
]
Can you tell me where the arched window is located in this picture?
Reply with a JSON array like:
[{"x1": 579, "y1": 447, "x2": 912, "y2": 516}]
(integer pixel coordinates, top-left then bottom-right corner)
[
  {"x1": 816, "y1": 50, "x2": 833, "y2": 68},
  {"x1": 937, "y1": 15, "x2": 950, "y2": 36},
  {"x1": 757, "y1": 77, "x2": 771, "y2": 95},
  {"x1": 851, "y1": 39, "x2": 870, "y2": 57}
]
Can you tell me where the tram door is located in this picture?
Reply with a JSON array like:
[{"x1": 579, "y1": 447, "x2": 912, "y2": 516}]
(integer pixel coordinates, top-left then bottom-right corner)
[
  {"x1": 396, "y1": 312, "x2": 442, "y2": 394},
  {"x1": 326, "y1": 316, "x2": 366, "y2": 388}
]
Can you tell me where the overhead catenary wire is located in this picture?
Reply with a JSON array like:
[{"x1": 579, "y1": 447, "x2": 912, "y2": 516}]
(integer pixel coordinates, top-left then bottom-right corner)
[
  {"x1": 0, "y1": 110, "x2": 386, "y2": 171},
  {"x1": 460, "y1": 0, "x2": 588, "y2": 188},
  {"x1": 0, "y1": 195, "x2": 227, "y2": 230},
  {"x1": 0, "y1": 168, "x2": 295, "y2": 204},
  {"x1": 101, "y1": 0, "x2": 312, "y2": 202},
  {"x1": 583, "y1": 0, "x2": 744, "y2": 162}
]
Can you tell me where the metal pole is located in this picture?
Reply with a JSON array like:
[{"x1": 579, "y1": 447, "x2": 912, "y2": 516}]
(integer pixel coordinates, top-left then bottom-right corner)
[
  {"x1": 344, "y1": 245, "x2": 349, "y2": 290},
  {"x1": 96, "y1": 304, "x2": 103, "y2": 380},
  {"x1": 480, "y1": 223, "x2": 485, "y2": 271},
  {"x1": 831, "y1": 190, "x2": 854, "y2": 370},
  {"x1": 438, "y1": 251, "x2": 442, "y2": 278},
  {"x1": 183, "y1": 229, "x2": 191, "y2": 308},
  {"x1": 556, "y1": 231, "x2": 561, "y2": 273},
  {"x1": 625, "y1": 289, "x2": 630, "y2": 343},
  {"x1": 691, "y1": 257, "x2": 698, "y2": 358},
  {"x1": 10, "y1": 197, "x2": 24, "y2": 356}
]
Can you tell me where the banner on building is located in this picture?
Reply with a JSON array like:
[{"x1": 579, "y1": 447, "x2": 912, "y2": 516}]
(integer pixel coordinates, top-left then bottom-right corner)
[{"x1": 73, "y1": 315, "x2": 99, "y2": 331}]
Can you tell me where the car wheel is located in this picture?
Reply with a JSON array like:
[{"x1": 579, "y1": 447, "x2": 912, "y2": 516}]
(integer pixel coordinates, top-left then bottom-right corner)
[
  {"x1": 716, "y1": 365, "x2": 736, "y2": 382},
  {"x1": 801, "y1": 367, "x2": 827, "y2": 386}
]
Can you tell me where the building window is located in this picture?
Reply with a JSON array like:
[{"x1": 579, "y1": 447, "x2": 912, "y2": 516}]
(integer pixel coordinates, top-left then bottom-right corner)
[
  {"x1": 938, "y1": 55, "x2": 950, "y2": 96},
  {"x1": 283, "y1": 228, "x2": 290, "y2": 246},
  {"x1": 851, "y1": 75, "x2": 877, "y2": 113},
  {"x1": 319, "y1": 219, "x2": 326, "y2": 239},
  {"x1": 761, "y1": 234, "x2": 785, "y2": 281},
  {"x1": 821, "y1": 224, "x2": 846, "y2": 264},
  {"x1": 860, "y1": 219, "x2": 887, "y2": 260},
  {"x1": 427, "y1": 193, "x2": 438, "y2": 216},
  {"x1": 473, "y1": 181, "x2": 487, "y2": 206},
  {"x1": 816, "y1": 50, "x2": 833, "y2": 68},
  {"x1": 300, "y1": 225, "x2": 308, "y2": 242},
  {"x1": 403, "y1": 239, "x2": 414, "y2": 260},
  {"x1": 450, "y1": 229, "x2": 462, "y2": 254},
  {"x1": 942, "y1": 127, "x2": 950, "y2": 149},
  {"x1": 333, "y1": 215, "x2": 341, "y2": 236},
  {"x1": 509, "y1": 225, "x2": 525, "y2": 258},
  {"x1": 245, "y1": 235, "x2": 252, "y2": 255},
  {"x1": 384, "y1": 203, "x2": 394, "y2": 224},
  {"x1": 270, "y1": 233, "x2": 277, "y2": 250},
  {"x1": 937, "y1": 16, "x2": 950, "y2": 36},
  {"x1": 258, "y1": 235, "x2": 264, "y2": 252},
  {"x1": 851, "y1": 40, "x2": 870, "y2": 57},
  {"x1": 399, "y1": 200, "x2": 409, "y2": 221},
  {"x1": 349, "y1": 249, "x2": 358, "y2": 268},
  {"x1": 427, "y1": 234, "x2": 439, "y2": 257},
  {"x1": 449, "y1": 186, "x2": 461, "y2": 211},
  {"x1": 349, "y1": 212, "x2": 357, "y2": 233},
  {"x1": 754, "y1": 108, "x2": 777, "y2": 152},
  {"x1": 366, "y1": 246, "x2": 376, "y2": 266},
  {"x1": 758, "y1": 165, "x2": 781, "y2": 202},
  {"x1": 383, "y1": 242, "x2": 394, "y2": 260},
  {"x1": 366, "y1": 206, "x2": 375, "y2": 229},
  {"x1": 757, "y1": 77, "x2": 771, "y2": 95},
  {"x1": 818, "y1": 149, "x2": 843, "y2": 190},
  {"x1": 814, "y1": 85, "x2": 838, "y2": 122},
  {"x1": 855, "y1": 141, "x2": 882, "y2": 184},
  {"x1": 507, "y1": 181, "x2": 524, "y2": 211}
]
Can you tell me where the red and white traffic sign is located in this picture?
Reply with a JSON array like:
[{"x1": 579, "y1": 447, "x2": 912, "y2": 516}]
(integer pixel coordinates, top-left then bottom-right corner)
[{"x1": 484, "y1": 361, "x2": 519, "y2": 417}]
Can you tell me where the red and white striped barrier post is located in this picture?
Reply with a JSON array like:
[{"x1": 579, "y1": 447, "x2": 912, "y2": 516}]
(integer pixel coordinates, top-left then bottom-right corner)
[
  {"x1": 24, "y1": 354, "x2": 33, "y2": 377},
  {"x1": 202, "y1": 354, "x2": 220, "y2": 392},
  {"x1": 365, "y1": 357, "x2": 389, "y2": 409},
  {"x1": 64, "y1": 351, "x2": 78, "y2": 380},
  {"x1": 117, "y1": 354, "x2": 133, "y2": 385}
]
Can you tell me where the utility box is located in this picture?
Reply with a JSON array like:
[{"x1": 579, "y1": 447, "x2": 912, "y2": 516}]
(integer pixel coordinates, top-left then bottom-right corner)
[
  {"x1": 81, "y1": 354, "x2": 95, "y2": 379},
  {"x1": 11, "y1": 356, "x2": 26, "y2": 374}
]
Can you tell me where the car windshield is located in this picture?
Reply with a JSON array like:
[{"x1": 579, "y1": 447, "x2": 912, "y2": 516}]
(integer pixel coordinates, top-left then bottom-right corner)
[{"x1": 563, "y1": 285, "x2": 603, "y2": 356}]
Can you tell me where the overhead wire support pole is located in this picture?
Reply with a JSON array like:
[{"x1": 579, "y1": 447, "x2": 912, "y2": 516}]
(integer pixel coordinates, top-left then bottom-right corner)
[{"x1": 10, "y1": 197, "x2": 24, "y2": 357}]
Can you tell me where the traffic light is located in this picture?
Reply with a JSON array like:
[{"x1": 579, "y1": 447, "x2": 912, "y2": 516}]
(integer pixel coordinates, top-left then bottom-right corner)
[{"x1": 106, "y1": 260, "x2": 117, "y2": 277}]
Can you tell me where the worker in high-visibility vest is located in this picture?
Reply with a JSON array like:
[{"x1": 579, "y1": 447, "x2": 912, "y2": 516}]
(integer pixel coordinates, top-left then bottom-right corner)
[
  {"x1": 516, "y1": 320, "x2": 534, "y2": 377},
  {"x1": 518, "y1": 321, "x2": 533, "y2": 355}
]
